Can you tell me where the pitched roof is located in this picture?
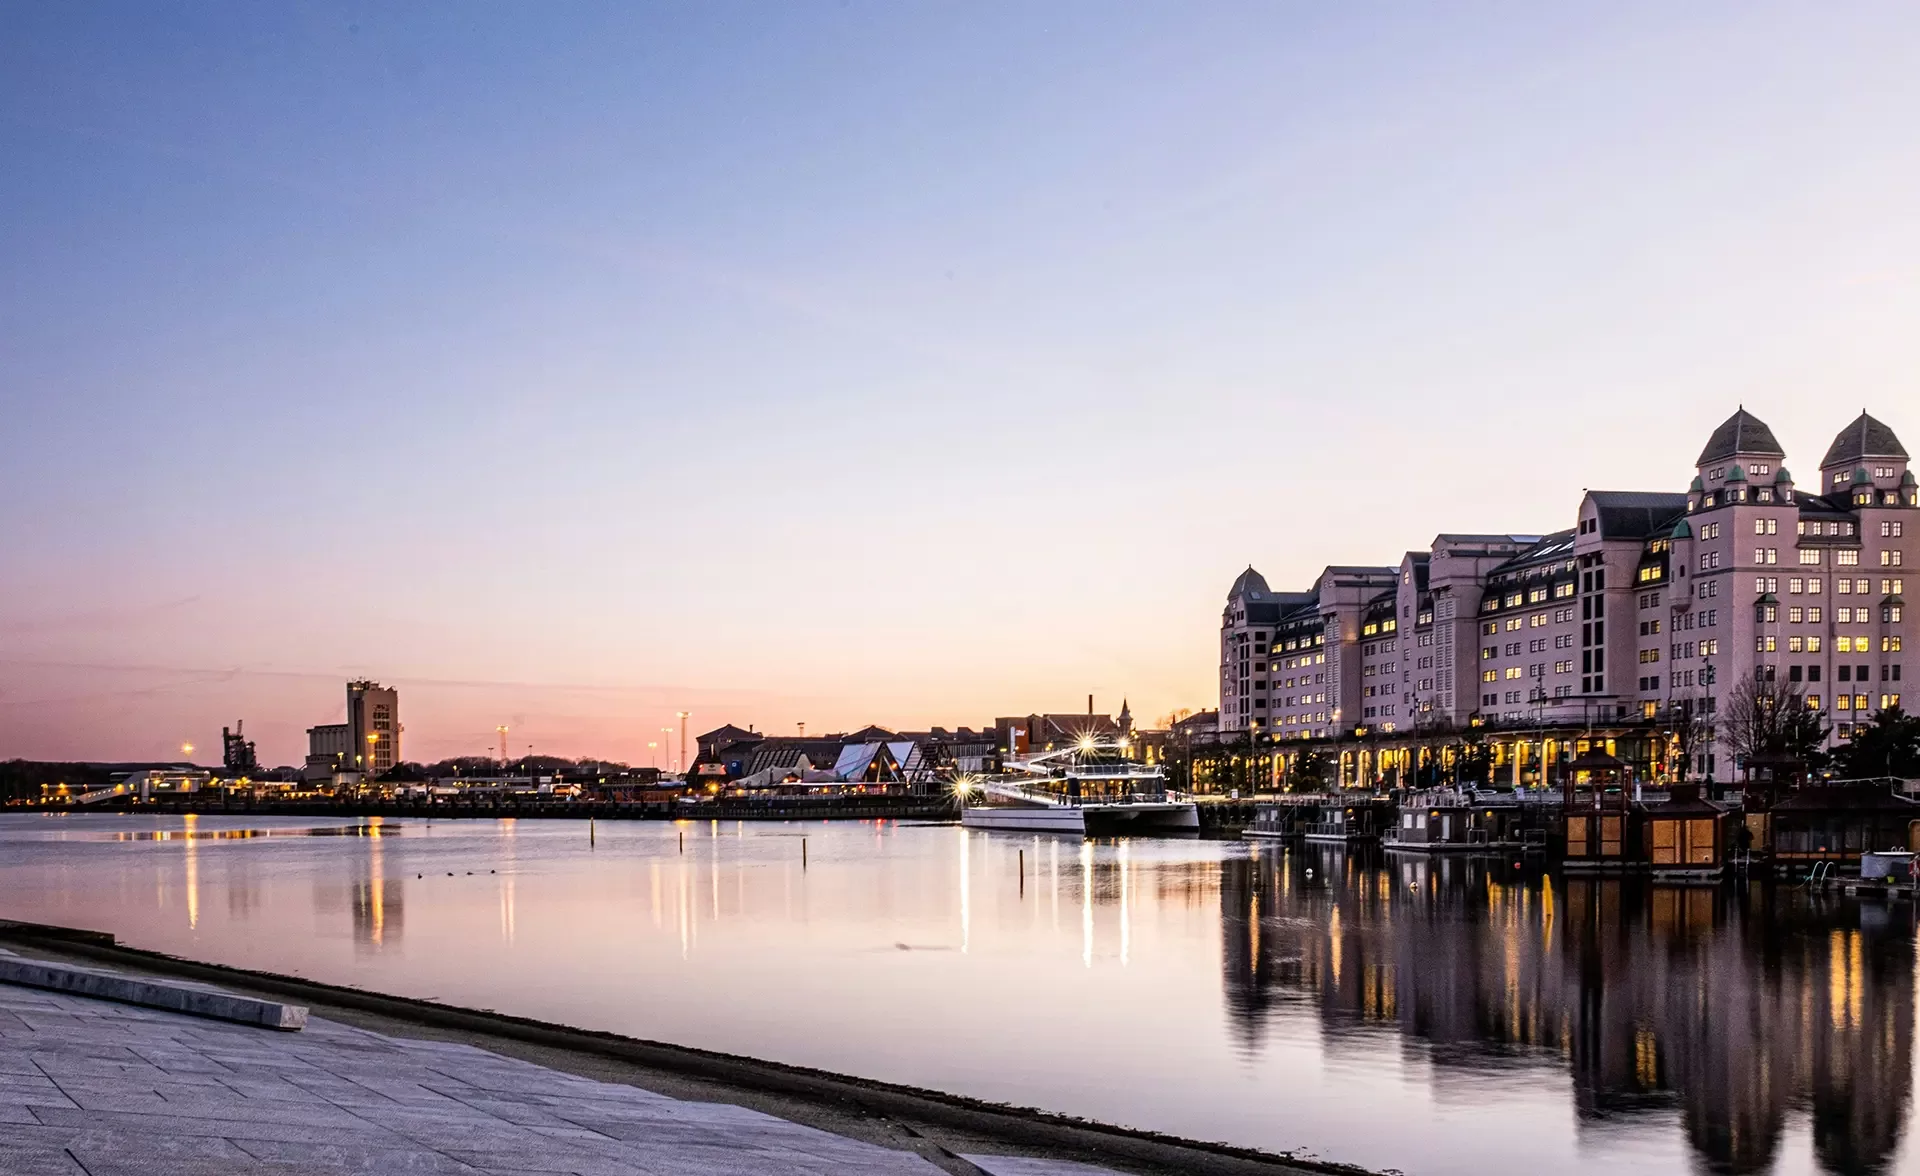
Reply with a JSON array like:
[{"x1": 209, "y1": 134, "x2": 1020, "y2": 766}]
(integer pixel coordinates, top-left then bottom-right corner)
[
  {"x1": 1227, "y1": 567, "x2": 1270, "y2": 601},
  {"x1": 1588, "y1": 491, "x2": 1690, "y2": 539},
  {"x1": 1498, "y1": 528, "x2": 1577, "y2": 571},
  {"x1": 1696, "y1": 409, "x2": 1786, "y2": 464},
  {"x1": 1820, "y1": 412, "x2": 1908, "y2": 467}
]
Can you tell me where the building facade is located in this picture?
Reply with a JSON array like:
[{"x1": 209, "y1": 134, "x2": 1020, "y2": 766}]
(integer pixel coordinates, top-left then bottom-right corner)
[
  {"x1": 306, "y1": 680, "x2": 401, "y2": 781},
  {"x1": 347, "y1": 680, "x2": 400, "y2": 775},
  {"x1": 1221, "y1": 410, "x2": 1915, "y2": 784}
]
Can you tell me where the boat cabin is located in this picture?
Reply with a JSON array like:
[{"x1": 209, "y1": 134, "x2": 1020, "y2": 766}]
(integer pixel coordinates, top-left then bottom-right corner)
[
  {"x1": 1766, "y1": 780, "x2": 1920, "y2": 869},
  {"x1": 1561, "y1": 749, "x2": 1646, "y2": 871},
  {"x1": 1644, "y1": 783, "x2": 1727, "y2": 879},
  {"x1": 1384, "y1": 787, "x2": 1540, "y2": 852}
]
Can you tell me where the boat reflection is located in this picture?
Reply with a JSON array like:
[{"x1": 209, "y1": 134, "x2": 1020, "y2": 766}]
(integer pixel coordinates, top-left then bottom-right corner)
[{"x1": 1221, "y1": 845, "x2": 1914, "y2": 1175}]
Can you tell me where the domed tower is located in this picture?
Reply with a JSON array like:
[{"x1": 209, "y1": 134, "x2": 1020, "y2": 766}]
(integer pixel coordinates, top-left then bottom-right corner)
[
  {"x1": 1695, "y1": 408, "x2": 1784, "y2": 506},
  {"x1": 1220, "y1": 567, "x2": 1273, "y2": 735},
  {"x1": 1819, "y1": 411, "x2": 1909, "y2": 505}
]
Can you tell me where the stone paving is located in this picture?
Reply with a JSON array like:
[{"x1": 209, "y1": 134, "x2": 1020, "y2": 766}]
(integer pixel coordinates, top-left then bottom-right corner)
[{"x1": 0, "y1": 977, "x2": 1124, "y2": 1176}]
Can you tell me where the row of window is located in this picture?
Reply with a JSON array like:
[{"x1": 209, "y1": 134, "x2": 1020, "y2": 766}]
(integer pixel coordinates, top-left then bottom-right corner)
[
  {"x1": 1788, "y1": 664, "x2": 1903, "y2": 683},
  {"x1": 1770, "y1": 604, "x2": 1908, "y2": 624},
  {"x1": 1766, "y1": 576, "x2": 1906, "y2": 595}
]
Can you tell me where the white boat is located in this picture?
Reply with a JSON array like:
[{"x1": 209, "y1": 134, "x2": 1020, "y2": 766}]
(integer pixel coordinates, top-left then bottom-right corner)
[{"x1": 959, "y1": 739, "x2": 1198, "y2": 836}]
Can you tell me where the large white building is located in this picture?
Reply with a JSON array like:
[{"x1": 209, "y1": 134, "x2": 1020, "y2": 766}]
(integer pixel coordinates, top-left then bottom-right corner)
[
  {"x1": 305, "y1": 679, "x2": 401, "y2": 780},
  {"x1": 1221, "y1": 409, "x2": 1914, "y2": 784}
]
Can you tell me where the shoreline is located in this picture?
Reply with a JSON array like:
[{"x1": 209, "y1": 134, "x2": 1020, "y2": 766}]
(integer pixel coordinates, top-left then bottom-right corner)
[{"x1": 0, "y1": 918, "x2": 1376, "y2": 1176}]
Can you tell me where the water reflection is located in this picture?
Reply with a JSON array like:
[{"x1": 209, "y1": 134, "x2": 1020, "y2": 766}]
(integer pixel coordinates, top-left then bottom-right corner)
[
  {"x1": 97, "y1": 824, "x2": 397, "y2": 841},
  {"x1": 3, "y1": 815, "x2": 1912, "y2": 1175},
  {"x1": 350, "y1": 826, "x2": 401, "y2": 948},
  {"x1": 1221, "y1": 846, "x2": 1915, "y2": 1175}
]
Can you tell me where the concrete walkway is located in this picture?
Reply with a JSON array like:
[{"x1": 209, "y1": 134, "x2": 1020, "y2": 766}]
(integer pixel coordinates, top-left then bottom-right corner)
[{"x1": 0, "y1": 977, "x2": 1123, "y2": 1176}]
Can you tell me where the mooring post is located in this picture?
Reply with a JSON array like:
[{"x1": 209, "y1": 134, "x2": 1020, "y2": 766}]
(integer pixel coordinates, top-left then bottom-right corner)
[
  {"x1": 802, "y1": 837, "x2": 808, "y2": 870},
  {"x1": 1019, "y1": 848, "x2": 1025, "y2": 896},
  {"x1": 679, "y1": 829, "x2": 684, "y2": 854}
]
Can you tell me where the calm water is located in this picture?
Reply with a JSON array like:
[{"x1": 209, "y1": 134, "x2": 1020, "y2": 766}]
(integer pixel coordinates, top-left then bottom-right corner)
[{"x1": 0, "y1": 813, "x2": 1913, "y2": 1176}]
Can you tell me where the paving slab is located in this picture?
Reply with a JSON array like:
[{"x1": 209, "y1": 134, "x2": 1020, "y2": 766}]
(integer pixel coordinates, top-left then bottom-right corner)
[
  {"x1": 0, "y1": 974, "x2": 963, "y2": 1175},
  {"x1": 0, "y1": 965, "x2": 1230, "y2": 1176}
]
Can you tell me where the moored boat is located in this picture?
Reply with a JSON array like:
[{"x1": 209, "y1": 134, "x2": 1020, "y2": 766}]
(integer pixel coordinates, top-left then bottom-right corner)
[{"x1": 959, "y1": 738, "x2": 1197, "y2": 836}]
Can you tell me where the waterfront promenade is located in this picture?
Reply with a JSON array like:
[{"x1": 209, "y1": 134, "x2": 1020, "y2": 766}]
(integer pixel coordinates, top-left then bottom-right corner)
[{"x1": 0, "y1": 945, "x2": 1320, "y2": 1176}]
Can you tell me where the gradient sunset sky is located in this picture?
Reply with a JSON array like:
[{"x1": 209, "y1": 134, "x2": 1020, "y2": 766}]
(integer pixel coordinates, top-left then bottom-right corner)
[{"x1": 6, "y1": 3, "x2": 1920, "y2": 767}]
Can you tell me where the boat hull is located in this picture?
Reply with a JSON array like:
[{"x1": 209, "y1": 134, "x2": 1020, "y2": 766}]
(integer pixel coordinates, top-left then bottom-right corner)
[{"x1": 961, "y1": 803, "x2": 1198, "y2": 836}]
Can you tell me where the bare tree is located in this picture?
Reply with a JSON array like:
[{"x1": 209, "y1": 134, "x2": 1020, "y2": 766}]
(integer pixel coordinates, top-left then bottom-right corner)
[{"x1": 1721, "y1": 673, "x2": 1828, "y2": 769}]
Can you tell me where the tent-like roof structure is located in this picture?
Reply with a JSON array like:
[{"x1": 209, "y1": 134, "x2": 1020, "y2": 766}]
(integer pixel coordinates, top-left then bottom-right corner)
[
  {"x1": 1820, "y1": 411, "x2": 1908, "y2": 467},
  {"x1": 1227, "y1": 567, "x2": 1270, "y2": 601},
  {"x1": 1696, "y1": 408, "x2": 1786, "y2": 465}
]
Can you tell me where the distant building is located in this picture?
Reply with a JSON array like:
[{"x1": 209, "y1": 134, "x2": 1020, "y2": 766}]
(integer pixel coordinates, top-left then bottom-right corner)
[
  {"x1": 690, "y1": 722, "x2": 1006, "y2": 792},
  {"x1": 348, "y1": 680, "x2": 400, "y2": 775},
  {"x1": 221, "y1": 721, "x2": 258, "y2": 775},
  {"x1": 304, "y1": 680, "x2": 401, "y2": 783},
  {"x1": 994, "y1": 712, "x2": 1123, "y2": 757},
  {"x1": 305, "y1": 722, "x2": 352, "y2": 782}
]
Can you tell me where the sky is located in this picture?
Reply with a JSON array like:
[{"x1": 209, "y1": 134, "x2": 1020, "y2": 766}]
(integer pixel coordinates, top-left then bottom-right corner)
[{"x1": 6, "y1": 3, "x2": 1920, "y2": 767}]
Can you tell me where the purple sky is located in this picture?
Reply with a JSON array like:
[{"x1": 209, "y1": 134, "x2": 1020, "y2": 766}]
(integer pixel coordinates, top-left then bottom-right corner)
[{"x1": 7, "y1": 3, "x2": 1920, "y2": 766}]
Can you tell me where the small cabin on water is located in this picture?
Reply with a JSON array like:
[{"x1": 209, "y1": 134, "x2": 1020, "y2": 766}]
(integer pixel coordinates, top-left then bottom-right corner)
[
  {"x1": 1643, "y1": 783, "x2": 1728, "y2": 880},
  {"x1": 1562, "y1": 749, "x2": 1644, "y2": 871},
  {"x1": 1766, "y1": 780, "x2": 1920, "y2": 869}
]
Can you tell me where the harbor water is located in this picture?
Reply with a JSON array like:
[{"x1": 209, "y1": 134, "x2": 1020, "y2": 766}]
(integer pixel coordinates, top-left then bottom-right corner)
[{"x1": 0, "y1": 813, "x2": 1912, "y2": 1176}]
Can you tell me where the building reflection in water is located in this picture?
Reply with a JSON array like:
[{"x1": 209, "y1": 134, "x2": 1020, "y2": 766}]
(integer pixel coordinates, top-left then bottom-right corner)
[
  {"x1": 1220, "y1": 846, "x2": 1914, "y2": 1176},
  {"x1": 349, "y1": 824, "x2": 402, "y2": 949}
]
